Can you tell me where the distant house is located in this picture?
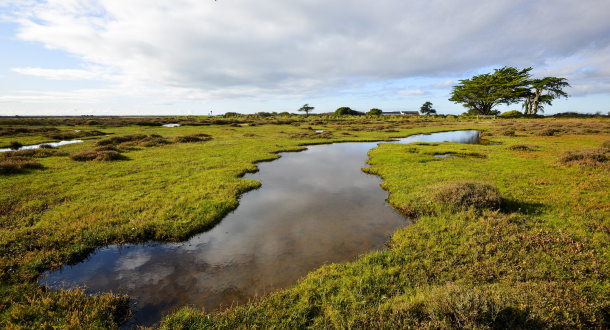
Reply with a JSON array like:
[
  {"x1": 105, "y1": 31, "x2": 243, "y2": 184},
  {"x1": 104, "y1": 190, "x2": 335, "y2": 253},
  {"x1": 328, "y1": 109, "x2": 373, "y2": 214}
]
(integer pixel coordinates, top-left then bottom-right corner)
[{"x1": 382, "y1": 111, "x2": 419, "y2": 116}]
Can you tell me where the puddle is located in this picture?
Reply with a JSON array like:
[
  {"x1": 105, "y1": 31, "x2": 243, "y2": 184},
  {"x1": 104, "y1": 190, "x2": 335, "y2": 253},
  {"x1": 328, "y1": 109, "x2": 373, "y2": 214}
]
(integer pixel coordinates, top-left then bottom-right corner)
[
  {"x1": 162, "y1": 123, "x2": 180, "y2": 128},
  {"x1": 41, "y1": 130, "x2": 480, "y2": 327},
  {"x1": 0, "y1": 140, "x2": 84, "y2": 153},
  {"x1": 433, "y1": 154, "x2": 454, "y2": 159},
  {"x1": 396, "y1": 130, "x2": 480, "y2": 144}
]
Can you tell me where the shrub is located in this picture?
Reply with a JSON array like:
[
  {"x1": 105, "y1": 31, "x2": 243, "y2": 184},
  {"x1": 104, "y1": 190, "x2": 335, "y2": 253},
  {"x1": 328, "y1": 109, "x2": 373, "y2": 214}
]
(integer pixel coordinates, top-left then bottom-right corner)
[
  {"x1": 334, "y1": 107, "x2": 363, "y2": 116},
  {"x1": 39, "y1": 144, "x2": 55, "y2": 149},
  {"x1": 70, "y1": 150, "x2": 125, "y2": 161},
  {"x1": 600, "y1": 140, "x2": 610, "y2": 150},
  {"x1": 501, "y1": 129, "x2": 516, "y2": 136},
  {"x1": 537, "y1": 128, "x2": 560, "y2": 136},
  {"x1": 97, "y1": 134, "x2": 148, "y2": 146},
  {"x1": 1, "y1": 149, "x2": 66, "y2": 158},
  {"x1": 558, "y1": 148, "x2": 608, "y2": 167},
  {"x1": 499, "y1": 110, "x2": 523, "y2": 118},
  {"x1": 0, "y1": 159, "x2": 44, "y2": 174},
  {"x1": 174, "y1": 133, "x2": 212, "y2": 143},
  {"x1": 9, "y1": 141, "x2": 23, "y2": 150},
  {"x1": 367, "y1": 108, "x2": 383, "y2": 115},
  {"x1": 433, "y1": 181, "x2": 501, "y2": 210},
  {"x1": 507, "y1": 144, "x2": 535, "y2": 151}
]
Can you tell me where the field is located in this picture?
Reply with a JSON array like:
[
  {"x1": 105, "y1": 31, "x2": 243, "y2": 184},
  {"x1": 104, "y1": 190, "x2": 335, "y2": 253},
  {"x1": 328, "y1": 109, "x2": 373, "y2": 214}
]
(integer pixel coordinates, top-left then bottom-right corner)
[{"x1": 1, "y1": 115, "x2": 608, "y2": 328}]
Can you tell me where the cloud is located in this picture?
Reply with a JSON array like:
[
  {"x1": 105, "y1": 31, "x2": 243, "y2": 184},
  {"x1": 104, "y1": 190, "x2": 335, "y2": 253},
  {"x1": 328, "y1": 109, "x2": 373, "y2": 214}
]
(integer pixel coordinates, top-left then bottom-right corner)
[
  {"x1": 11, "y1": 66, "x2": 116, "y2": 80},
  {"x1": 4, "y1": 0, "x2": 610, "y2": 103},
  {"x1": 397, "y1": 89, "x2": 425, "y2": 96}
]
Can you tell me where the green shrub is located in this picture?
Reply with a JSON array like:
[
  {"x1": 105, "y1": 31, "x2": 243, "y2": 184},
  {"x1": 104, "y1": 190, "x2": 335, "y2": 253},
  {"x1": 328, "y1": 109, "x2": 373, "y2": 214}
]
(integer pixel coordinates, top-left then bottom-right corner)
[
  {"x1": 367, "y1": 108, "x2": 383, "y2": 116},
  {"x1": 334, "y1": 107, "x2": 363, "y2": 116},
  {"x1": 499, "y1": 110, "x2": 523, "y2": 118},
  {"x1": 433, "y1": 181, "x2": 501, "y2": 210}
]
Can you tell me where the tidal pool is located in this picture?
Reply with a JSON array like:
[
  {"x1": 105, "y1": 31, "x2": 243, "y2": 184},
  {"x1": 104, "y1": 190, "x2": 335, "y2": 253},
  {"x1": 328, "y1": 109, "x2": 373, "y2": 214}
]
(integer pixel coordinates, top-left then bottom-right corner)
[
  {"x1": 0, "y1": 139, "x2": 84, "y2": 153},
  {"x1": 41, "y1": 130, "x2": 480, "y2": 327}
]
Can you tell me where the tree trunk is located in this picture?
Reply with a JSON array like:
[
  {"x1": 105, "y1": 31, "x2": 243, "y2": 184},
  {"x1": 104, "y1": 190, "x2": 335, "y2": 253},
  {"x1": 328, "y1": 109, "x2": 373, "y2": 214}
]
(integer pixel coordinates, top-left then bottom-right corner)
[{"x1": 532, "y1": 89, "x2": 542, "y2": 115}]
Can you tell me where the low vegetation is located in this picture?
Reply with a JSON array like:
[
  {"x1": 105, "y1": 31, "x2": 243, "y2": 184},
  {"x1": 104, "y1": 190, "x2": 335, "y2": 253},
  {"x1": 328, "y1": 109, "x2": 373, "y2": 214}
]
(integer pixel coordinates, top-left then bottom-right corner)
[{"x1": 0, "y1": 116, "x2": 608, "y2": 328}]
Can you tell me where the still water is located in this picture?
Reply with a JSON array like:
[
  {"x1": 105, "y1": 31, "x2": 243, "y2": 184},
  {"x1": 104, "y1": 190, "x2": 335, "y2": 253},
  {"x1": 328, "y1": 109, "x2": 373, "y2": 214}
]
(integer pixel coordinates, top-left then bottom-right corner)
[
  {"x1": 0, "y1": 140, "x2": 84, "y2": 153},
  {"x1": 41, "y1": 130, "x2": 480, "y2": 326}
]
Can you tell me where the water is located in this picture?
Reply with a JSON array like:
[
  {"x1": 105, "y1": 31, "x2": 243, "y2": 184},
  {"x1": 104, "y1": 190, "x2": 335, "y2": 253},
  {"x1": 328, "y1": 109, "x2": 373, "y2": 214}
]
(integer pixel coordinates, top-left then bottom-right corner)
[
  {"x1": 0, "y1": 140, "x2": 84, "y2": 153},
  {"x1": 162, "y1": 123, "x2": 180, "y2": 127},
  {"x1": 41, "y1": 130, "x2": 480, "y2": 327}
]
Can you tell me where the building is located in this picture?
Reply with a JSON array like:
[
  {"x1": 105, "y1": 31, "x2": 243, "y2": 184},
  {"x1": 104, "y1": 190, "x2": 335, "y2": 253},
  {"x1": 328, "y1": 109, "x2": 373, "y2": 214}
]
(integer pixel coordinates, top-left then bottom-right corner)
[{"x1": 382, "y1": 111, "x2": 419, "y2": 115}]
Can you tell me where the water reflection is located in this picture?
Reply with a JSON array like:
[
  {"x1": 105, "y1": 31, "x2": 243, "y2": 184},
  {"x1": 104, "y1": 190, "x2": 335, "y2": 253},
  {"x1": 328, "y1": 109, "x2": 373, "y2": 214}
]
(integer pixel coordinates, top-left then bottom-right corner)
[
  {"x1": 0, "y1": 140, "x2": 84, "y2": 153},
  {"x1": 42, "y1": 142, "x2": 408, "y2": 327},
  {"x1": 41, "y1": 130, "x2": 480, "y2": 327},
  {"x1": 396, "y1": 130, "x2": 480, "y2": 144}
]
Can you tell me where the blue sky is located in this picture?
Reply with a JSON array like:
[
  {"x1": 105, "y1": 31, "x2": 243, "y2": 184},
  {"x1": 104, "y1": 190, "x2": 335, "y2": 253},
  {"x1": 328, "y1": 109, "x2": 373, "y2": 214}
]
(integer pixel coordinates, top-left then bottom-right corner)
[{"x1": 1, "y1": 0, "x2": 609, "y2": 116}]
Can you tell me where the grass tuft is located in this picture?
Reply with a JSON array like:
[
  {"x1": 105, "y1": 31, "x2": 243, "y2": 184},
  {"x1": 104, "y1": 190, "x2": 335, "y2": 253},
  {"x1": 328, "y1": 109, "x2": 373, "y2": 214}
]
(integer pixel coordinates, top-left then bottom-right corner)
[
  {"x1": 0, "y1": 159, "x2": 44, "y2": 174},
  {"x1": 433, "y1": 181, "x2": 501, "y2": 210},
  {"x1": 70, "y1": 150, "x2": 126, "y2": 162},
  {"x1": 558, "y1": 148, "x2": 609, "y2": 167}
]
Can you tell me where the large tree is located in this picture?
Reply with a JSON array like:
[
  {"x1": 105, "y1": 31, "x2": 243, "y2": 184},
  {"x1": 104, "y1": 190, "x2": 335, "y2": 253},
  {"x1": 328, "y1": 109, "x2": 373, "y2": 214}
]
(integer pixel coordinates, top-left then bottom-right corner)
[
  {"x1": 522, "y1": 77, "x2": 570, "y2": 115},
  {"x1": 420, "y1": 101, "x2": 436, "y2": 115},
  {"x1": 449, "y1": 67, "x2": 532, "y2": 115},
  {"x1": 298, "y1": 103, "x2": 314, "y2": 117}
]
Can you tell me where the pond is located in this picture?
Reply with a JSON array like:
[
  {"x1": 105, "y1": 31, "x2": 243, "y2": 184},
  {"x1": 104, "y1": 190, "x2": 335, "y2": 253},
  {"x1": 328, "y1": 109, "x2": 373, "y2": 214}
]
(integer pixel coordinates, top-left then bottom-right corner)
[
  {"x1": 40, "y1": 130, "x2": 480, "y2": 327},
  {"x1": 0, "y1": 139, "x2": 84, "y2": 153}
]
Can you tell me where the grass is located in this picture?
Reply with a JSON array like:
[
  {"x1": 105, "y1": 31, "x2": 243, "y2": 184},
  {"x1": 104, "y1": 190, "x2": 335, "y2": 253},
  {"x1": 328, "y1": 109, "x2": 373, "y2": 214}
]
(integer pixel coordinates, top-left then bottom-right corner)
[
  {"x1": 160, "y1": 117, "x2": 609, "y2": 329},
  {"x1": 0, "y1": 116, "x2": 608, "y2": 328}
]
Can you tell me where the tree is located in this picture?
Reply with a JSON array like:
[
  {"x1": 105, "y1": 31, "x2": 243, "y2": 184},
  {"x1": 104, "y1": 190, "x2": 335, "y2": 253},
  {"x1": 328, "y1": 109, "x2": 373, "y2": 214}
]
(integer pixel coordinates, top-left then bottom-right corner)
[
  {"x1": 298, "y1": 104, "x2": 314, "y2": 117},
  {"x1": 449, "y1": 67, "x2": 532, "y2": 115},
  {"x1": 522, "y1": 77, "x2": 570, "y2": 115},
  {"x1": 367, "y1": 108, "x2": 382, "y2": 115},
  {"x1": 419, "y1": 101, "x2": 436, "y2": 115},
  {"x1": 334, "y1": 107, "x2": 363, "y2": 116}
]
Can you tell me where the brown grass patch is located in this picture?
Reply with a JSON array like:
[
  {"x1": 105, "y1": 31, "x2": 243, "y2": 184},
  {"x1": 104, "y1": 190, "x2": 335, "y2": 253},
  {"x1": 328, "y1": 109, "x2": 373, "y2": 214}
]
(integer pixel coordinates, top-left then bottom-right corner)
[
  {"x1": 174, "y1": 133, "x2": 212, "y2": 143},
  {"x1": 0, "y1": 159, "x2": 44, "y2": 174},
  {"x1": 433, "y1": 181, "x2": 501, "y2": 210},
  {"x1": 557, "y1": 148, "x2": 609, "y2": 167},
  {"x1": 70, "y1": 150, "x2": 126, "y2": 162}
]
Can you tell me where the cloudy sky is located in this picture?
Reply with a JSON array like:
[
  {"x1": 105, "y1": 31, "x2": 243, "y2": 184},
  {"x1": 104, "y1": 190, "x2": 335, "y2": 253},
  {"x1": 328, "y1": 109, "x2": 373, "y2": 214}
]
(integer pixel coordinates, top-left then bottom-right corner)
[{"x1": 1, "y1": 0, "x2": 609, "y2": 116}]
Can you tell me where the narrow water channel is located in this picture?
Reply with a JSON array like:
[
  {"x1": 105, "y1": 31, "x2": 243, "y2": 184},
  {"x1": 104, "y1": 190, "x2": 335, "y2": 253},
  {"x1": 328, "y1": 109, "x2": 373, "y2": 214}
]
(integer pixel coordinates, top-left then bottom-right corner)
[{"x1": 40, "y1": 130, "x2": 480, "y2": 327}]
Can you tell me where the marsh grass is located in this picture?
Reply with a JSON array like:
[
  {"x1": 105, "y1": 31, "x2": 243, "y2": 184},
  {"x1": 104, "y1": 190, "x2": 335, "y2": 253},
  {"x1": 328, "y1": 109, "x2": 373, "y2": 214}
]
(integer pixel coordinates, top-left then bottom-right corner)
[
  {"x1": 70, "y1": 150, "x2": 127, "y2": 162},
  {"x1": 162, "y1": 118, "x2": 609, "y2": 328},
  {"x1": 433, "y1": 181, "x2": 501, "y2": 210},
  {"x1": 1, "y1": 117, "x2": 607, "y2": 328},
  {"x1": 174, "y1": 133, "x2": 212, "y2": 143},
  {"x1": 558, "y1": 148, "x2": 609, "y2": 167},
  {"x1": 0, "y1": 158, "x2": 44, "y2": 174}
]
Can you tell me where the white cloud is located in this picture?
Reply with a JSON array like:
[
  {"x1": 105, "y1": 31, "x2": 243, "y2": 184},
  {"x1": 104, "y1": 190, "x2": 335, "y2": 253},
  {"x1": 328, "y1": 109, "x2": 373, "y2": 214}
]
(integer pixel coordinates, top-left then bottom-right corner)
[
  {"x1": 3, "y1": 0, "x2": 610, "y2": 110},
  {"x1": 397, "y1": 89, "x2": 425, "y2": 96}
]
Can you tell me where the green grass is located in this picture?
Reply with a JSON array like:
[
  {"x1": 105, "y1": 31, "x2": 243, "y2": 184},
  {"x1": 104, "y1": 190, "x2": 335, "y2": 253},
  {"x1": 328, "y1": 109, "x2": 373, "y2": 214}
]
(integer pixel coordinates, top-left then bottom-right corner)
[
  {"x1": 160, "y1": 118, "x2": 610, "y2": 329},
  {"x1": 1, "y1": 116, "x2": 608, "y2": 328}
]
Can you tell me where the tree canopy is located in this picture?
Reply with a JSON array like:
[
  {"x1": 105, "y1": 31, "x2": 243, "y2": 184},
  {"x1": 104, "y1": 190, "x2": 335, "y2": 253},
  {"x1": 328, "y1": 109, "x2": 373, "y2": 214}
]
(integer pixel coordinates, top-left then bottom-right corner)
[
  {"x1": 334, "y1": 107, "x2": 363, "y2": 116},
  {"x1": 523, "y1": 77, "x2": 570, "y2": 115},
  {"x1": 367, "y1": 108, "x2": 382, "y2": 115},
  {"x1": 420, "y1": 101, "x2": 436, "y2": 115},
  {"x1": 298, "y1": 104, "x2": 314, "y2": 116},
  {"x1": 449, "y1": 67, "x2": 569, "y2": 116},
  {"x1": 449, "y1": 67, "x2": 532, "y2": 115}
]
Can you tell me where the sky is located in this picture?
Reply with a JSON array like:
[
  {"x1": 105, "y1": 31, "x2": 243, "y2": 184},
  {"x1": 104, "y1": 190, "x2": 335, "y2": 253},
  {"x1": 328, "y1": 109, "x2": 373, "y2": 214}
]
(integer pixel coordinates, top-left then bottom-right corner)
[{"x1": 0, "y1": 0, "x2": 609, "y2": 116}]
